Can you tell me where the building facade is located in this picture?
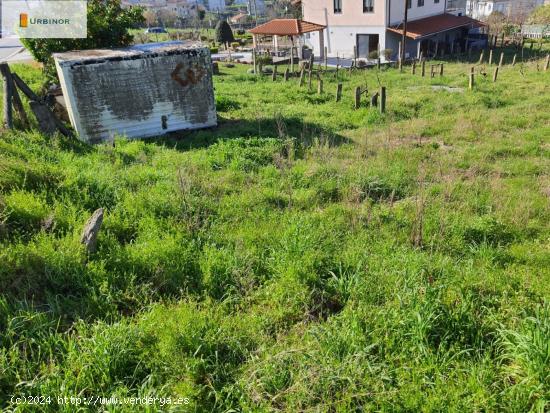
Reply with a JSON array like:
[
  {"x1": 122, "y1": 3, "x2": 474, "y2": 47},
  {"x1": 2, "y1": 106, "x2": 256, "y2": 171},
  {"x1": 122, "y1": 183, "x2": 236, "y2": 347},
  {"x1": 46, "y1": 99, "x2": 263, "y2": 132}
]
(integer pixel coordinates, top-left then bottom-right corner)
[{"x1": 301, "y1": 0, "x2": 480, "y2": 60}]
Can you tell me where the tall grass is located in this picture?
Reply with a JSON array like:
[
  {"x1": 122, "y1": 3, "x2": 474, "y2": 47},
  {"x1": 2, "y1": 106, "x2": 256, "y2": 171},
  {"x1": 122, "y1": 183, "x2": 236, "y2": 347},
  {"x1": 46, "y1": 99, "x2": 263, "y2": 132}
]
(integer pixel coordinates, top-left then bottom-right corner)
[{"x1": 0, "y1": 47, "x2": 549, "y2": 411}]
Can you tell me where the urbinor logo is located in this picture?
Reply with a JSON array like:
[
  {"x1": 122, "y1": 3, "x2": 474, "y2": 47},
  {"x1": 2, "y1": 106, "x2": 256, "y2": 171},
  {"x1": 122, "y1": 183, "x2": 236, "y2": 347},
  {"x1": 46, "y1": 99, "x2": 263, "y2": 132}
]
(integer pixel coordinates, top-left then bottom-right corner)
[{"x1": 18, "y1": 13, "x2": 71, "y2": 27}]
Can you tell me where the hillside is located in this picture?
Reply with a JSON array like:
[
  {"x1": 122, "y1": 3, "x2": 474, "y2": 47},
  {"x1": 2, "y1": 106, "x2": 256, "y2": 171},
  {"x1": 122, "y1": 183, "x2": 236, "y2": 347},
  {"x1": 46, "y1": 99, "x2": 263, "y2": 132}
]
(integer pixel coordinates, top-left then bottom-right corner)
[{"x1": 1, "y1": 50, "x2": 549, "y2": 411}]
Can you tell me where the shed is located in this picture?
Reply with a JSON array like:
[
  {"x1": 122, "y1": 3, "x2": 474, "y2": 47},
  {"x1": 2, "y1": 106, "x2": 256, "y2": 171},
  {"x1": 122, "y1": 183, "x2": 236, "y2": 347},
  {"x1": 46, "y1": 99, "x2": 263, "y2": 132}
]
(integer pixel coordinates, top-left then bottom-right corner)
[{"x1": 54, "y1": 42, "x2": 217, "y2": 143}]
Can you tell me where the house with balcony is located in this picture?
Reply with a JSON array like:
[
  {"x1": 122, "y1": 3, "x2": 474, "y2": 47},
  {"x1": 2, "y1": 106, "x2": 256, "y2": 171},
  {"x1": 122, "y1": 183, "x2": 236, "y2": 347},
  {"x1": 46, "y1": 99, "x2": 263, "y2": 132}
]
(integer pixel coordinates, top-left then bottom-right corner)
[{"x1": 301, "y1": 0, "x2": 483, "y2": 60}]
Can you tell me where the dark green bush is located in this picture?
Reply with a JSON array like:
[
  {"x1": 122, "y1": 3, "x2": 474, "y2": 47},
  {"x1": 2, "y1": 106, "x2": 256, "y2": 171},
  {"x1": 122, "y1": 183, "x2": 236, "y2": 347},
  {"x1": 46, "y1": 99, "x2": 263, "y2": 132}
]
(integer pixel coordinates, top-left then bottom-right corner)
[{"x1": 215, "y1": 20, "x2": 235, "y2": 49}]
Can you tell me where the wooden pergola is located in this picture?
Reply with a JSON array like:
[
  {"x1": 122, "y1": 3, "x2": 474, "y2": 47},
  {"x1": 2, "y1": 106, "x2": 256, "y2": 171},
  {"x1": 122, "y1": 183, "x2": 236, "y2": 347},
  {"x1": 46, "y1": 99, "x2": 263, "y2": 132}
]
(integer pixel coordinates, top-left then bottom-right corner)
[{"x1": 249, "y1": 18, "x2": 326, "y2": 58}]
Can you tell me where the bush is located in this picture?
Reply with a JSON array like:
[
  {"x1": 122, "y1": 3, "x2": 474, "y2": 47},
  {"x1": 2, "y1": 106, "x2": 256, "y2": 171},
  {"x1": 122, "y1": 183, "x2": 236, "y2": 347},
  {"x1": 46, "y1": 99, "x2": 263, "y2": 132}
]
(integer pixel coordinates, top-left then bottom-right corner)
[
  {"x1": 215, "y1": 20, "x2": 235, "y2": 49},
  {"x1": 368, "y1": 50, "x2": 379, "y2": 59},
  {"x1": 231, "y1": 42, "x2": 240, "y2": 50},
  {"x1": 381, "y1": 48, "x2": 393, "y2": 61},
  {"x1": 210, "y1": 47, "x2": 219, "y2": 54},
  {"x1": 21, "y1": 0, "x2": 144, "y2": 80}
]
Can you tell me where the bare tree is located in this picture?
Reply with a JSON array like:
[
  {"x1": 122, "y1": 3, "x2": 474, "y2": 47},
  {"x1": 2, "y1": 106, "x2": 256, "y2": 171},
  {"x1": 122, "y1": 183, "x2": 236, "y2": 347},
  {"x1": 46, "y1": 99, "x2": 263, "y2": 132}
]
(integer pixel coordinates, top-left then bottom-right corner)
[{"x1": 143, "y1": 9, "x2": 158, "y2": 27}]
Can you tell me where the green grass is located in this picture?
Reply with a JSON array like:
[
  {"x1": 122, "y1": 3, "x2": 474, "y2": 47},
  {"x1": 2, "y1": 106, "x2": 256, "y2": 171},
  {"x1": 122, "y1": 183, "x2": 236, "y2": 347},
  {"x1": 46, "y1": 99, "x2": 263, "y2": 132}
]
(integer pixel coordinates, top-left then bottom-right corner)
[{"x1": 0, "y1": 48, "x2": 549, "y2": 411}]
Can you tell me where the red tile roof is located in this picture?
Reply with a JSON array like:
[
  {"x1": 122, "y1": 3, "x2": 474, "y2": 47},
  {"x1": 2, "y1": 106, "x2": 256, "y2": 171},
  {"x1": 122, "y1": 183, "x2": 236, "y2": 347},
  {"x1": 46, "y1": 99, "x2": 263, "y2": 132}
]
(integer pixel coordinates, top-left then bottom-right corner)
[
  {"x1": 387, "y1": 13, "x2": 485, "y2": 40},
  {"x1": 250, "y1": 19, "x2": 325, "y2": 36}
]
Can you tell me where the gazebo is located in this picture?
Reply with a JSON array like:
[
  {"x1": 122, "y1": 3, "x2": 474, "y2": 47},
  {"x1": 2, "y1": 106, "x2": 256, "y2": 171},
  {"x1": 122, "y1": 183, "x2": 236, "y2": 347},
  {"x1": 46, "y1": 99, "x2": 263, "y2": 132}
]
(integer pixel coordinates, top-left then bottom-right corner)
[{"x1": 249, "y1": 18, "x2": 326, "y2": 59}]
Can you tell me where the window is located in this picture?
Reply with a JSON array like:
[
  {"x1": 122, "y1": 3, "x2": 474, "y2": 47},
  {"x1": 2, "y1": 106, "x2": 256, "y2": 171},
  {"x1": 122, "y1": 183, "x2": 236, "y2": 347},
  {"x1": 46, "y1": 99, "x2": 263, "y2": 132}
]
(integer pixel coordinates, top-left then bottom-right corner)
[
  {"x1": 334, "y1": 0, "x2": 342, "y2": 13},
  {"x1": 434, "y1": 0, "x2": 440, "y2": 3},
  {"x1": 407, "y1": 0, "x2": 412, "y2": 9},
  {"x1": 418, "y1": 0, "x2": 424, "y2": 6},
  {"x1": 363, "y1": 0, "x2": 374, "y2": 12}
]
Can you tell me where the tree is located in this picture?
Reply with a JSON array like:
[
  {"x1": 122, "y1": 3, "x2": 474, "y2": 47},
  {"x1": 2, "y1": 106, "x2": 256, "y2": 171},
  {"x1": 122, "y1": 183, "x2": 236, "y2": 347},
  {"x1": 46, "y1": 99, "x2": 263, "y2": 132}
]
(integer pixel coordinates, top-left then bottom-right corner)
[
  {"x1": 157, "y1": 9, "x2": 178, "y2": 27},
  {"x1": 487, "y1": 11, "x2": 506, "y2": 34},
  {"x1": 215, "y1": 20, "x2": 235, "y2": 49},
  {"x1": 143, "y1": 9, "x2": 158, "y2": 27},
  {"x1": 22, "y1": 0, "x2": 144, "y2": 80},
  {"x1": 528, "y1": 4, "x2": 550, "y2": 25}
]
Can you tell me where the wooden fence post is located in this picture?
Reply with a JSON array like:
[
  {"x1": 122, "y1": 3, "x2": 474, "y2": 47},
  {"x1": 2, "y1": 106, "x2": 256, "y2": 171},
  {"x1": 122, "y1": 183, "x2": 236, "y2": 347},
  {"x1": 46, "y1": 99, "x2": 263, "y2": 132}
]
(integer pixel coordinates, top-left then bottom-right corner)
[
  {"x1": 488, "y1": 49, "x2": 493, "y2": 65},
  {"x1": 397, "y1": 42, "x2": 403, "y2": 72},
  {"x1": 371, "y1": 92, "x2": 379, "y2": 107},
  {"x1": 354, "y1": 87, "x2": 361, "y2": 109},
  {"x1": 353, "y1": 45, "x2": 357, "y2": 67},
  {"x1": 412, "y1": 61, "x2": 416, "y2": 75},
  {"x1": 499, "y1": 52, "x2": 504, "y2": 68},
  {"x1": 0, "y1": 63, "x2": 13, "y2": 130},
  {"x1": 308, "y1": 54, "x2": 314, "y2": 90},
  {"x1": 430, "y1": 65, "x2": 435, "y2": 78},
  {"x1": 272, "y1": 65, "x2": 277, "y2": 81},
  {"x1": 317, "y1": 79, "x2": 323, "y2": 94},
  {"x1": 439, "y1": 64, "x2": 444, "y2": 76},
  {"x1": 290, "y1": 47, "x2": 295, "y2": 73},
  {"x1": 479, "y1": 50, "x2": 484, "y2": 64},
  {"x1": 299, "y1": 68, "x2": 305, "y2": 87},
  {"x1": 336, "y1": 83, "x2": 342, "y2": 102},
  {"x1": 11, "y1": 73, "x2": 70, "y2": 136},
  {"x1": 379, "y1": 87, "x2": 386, "y2": 114},
  {"x1": 421, "y1": 60, "x2": 426, "y2": 77},
  {"x1": 324, "y1": 46, "x2": 328, "y2": 70},
  {"x1": 545, "y1": 54, "x2": 550, "y2": 71},
  {"x1": 284, "y1": 68, "x2": 289, "y2": 81},
  {"x1": 377, "y1": 57, "x2": 381, "y2": 70},
  {"x1": 0, "y1": 64, "x2": 28, "y2": 128},
  {"x1": 493, "y1": 66, "x2": 499, "y2": 82},
  {"x1": 9, "y1": 76, "x2": 28, "y2": 128},
  {"x1": 512, "y1": 54, "x2": 517, "y2": 66},
  {"x1": 469, "y1": 67, "x2": 475, "y2": 90},
  {"x1": 252, "y1": 49, "x2": 257, "y2": 74}
]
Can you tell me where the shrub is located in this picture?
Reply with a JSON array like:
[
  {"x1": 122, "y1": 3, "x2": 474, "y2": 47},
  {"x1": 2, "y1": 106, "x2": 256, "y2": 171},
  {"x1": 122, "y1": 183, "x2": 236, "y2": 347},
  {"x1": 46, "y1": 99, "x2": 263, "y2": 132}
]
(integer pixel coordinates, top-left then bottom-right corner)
[
  {"x1": 215, "y1": 20, "x2": 235, "y2": 49},
  {"x1": 210, "y1": 47, "x2": 219, "y2": 54},
  {"x1": 382, "y1": 48, "x2": 393, "y2": 61},
  {"x1": 368, "y1": 50, "x2": 379, "y2": 59},
  {"x1": 231, "y1": 42, "x2": 240, "y2": 50},
  {"x1": 21, "y1": 0, "x2": 144, "y2": 80}
]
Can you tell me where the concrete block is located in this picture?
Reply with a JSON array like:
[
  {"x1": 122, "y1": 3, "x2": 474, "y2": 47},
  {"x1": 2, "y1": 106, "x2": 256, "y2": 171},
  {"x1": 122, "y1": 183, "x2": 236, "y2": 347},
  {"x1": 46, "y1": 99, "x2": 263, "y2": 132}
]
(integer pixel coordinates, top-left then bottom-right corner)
[{"x1": 54, "y1": 41, "x2": 217, "y2": 143}]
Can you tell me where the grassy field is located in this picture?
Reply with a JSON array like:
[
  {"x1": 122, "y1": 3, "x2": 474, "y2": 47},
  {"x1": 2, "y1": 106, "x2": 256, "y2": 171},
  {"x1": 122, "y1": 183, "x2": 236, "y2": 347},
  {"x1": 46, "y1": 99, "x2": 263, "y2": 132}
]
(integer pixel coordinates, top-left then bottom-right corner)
[{"x1": 0, "y1": 47, "x2": 549, "y2": 411}]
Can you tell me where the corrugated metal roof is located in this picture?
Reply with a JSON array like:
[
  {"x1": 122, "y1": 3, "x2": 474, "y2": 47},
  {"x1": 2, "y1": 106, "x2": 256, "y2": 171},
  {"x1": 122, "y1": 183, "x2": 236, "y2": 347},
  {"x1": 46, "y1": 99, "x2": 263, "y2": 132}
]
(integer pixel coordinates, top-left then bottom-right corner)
[
  {"x1": 388, "y1": 13, "x2": 484, "y2": 40},
  {"x1": 249, "y1": 19, "x2": 325, "y2": 36}
]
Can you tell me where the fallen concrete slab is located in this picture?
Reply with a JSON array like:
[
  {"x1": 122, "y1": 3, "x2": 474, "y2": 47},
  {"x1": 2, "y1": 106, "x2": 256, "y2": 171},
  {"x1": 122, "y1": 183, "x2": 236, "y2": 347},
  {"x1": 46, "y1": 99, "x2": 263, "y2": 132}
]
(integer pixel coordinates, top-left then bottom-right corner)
[{"x1": 54, "y1": 41, "x2": 217, "y2": 143}]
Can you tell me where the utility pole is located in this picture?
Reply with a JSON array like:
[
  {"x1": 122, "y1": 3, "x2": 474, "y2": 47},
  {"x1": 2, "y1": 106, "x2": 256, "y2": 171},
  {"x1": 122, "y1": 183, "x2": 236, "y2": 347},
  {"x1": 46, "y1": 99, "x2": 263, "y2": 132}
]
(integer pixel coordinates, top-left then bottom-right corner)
[{"x1": 401, "y1": 0, "x2": 409, "y2": 72}]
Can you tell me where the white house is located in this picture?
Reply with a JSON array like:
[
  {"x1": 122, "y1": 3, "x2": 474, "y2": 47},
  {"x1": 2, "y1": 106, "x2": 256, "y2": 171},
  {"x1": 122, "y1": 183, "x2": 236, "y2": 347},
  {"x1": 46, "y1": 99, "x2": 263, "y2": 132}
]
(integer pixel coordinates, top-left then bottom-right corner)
[{"x1": 301, "y1": 0, "x2": 483, "y2": 60}]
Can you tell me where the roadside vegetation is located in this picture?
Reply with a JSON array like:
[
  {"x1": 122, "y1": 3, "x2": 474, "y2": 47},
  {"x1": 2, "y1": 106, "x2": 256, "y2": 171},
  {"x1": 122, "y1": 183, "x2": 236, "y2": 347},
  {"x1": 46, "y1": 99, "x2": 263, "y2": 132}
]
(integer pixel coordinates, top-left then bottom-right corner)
[{"x1": 0, "y1": 48, "x2": 549, "y2": 411}]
